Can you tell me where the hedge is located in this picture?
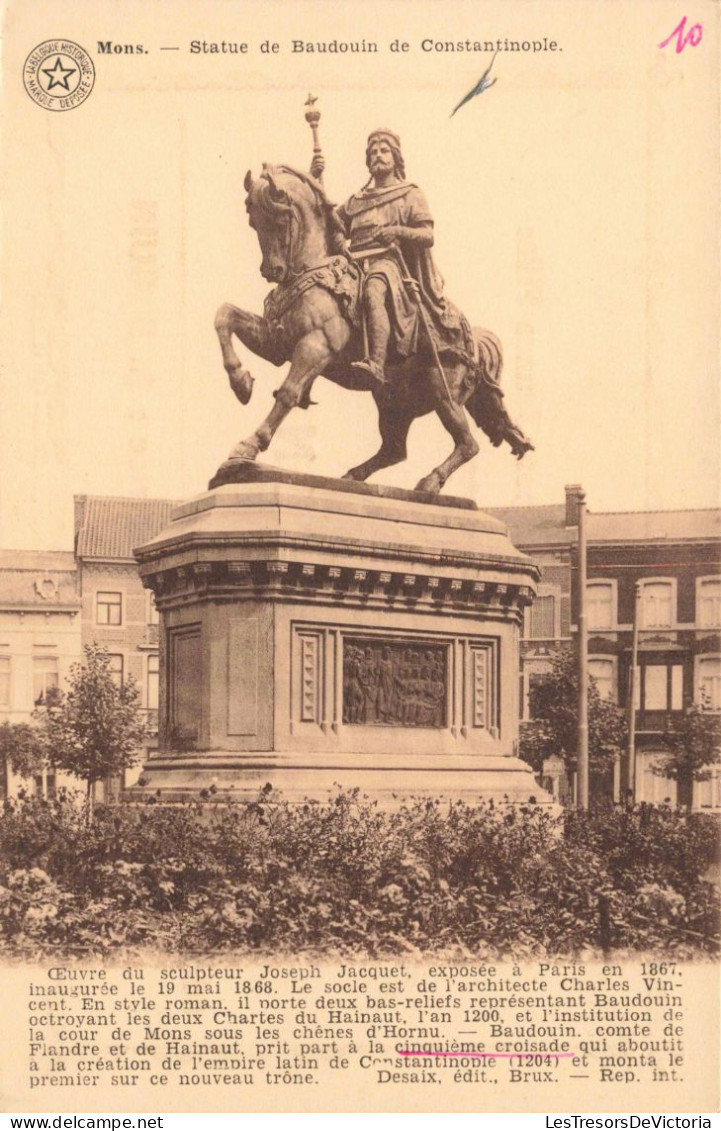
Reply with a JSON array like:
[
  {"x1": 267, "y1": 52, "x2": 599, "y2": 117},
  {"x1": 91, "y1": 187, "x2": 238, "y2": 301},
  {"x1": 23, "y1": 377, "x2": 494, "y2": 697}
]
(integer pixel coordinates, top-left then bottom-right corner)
[{"x1": 0, "y1": 790, "x2": 718, "y2": 958}]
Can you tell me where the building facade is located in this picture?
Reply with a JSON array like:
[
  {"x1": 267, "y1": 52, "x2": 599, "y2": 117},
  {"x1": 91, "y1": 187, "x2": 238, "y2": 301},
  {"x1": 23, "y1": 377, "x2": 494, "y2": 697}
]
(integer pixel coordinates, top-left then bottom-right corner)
[
  {"x1": 488, "y1": 489, "x2": 721, "y2": 810},
  {"x1": 73, "y1": 496, "x2": 177, "y2": 791},
  {"x1": 582, "y1": 508, "x2": 721, "y2": 809},
  {"x1": 1, "y1": 489, "x2": 718, "y2": 806},
  {"x1": 486, "y1": 487, "x2": 578, "y2": 727},
  {"x1": 0, "y1": 549, "x2": 81, "y2": 797}
]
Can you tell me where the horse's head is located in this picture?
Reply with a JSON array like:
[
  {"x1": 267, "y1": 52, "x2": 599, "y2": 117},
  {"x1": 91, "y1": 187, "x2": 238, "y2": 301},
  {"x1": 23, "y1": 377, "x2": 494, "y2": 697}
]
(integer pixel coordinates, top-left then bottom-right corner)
[{"x1": 244, "y1": 164, "x2": 334, "y2": 284}]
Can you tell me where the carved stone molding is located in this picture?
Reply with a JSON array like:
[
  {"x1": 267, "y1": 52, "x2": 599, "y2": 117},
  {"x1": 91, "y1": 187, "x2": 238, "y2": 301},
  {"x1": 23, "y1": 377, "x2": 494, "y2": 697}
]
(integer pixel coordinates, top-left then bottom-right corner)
[
  {"x1": 141, "y1": 558, "x2": 535, "y2": 620},
  {"x1": 34, "y1": 577, "x2": 58, "y2": 601}
]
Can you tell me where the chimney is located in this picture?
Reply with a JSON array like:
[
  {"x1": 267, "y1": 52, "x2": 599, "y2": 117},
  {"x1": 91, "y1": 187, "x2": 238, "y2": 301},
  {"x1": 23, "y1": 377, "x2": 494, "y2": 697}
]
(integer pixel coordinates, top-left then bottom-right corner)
[
  {"x1": 73, "y1": 495, "x2": 87, "y2": 547},
  {"x1": 565, "y1": 484, "x2": 584, "y2": 526}
]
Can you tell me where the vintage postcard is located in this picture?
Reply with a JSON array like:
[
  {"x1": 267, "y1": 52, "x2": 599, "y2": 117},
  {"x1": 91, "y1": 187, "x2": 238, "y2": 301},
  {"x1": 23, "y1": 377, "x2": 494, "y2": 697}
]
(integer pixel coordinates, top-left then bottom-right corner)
[{"x1": 0, "y1": 0, "x2": 719, "y2": 1116}]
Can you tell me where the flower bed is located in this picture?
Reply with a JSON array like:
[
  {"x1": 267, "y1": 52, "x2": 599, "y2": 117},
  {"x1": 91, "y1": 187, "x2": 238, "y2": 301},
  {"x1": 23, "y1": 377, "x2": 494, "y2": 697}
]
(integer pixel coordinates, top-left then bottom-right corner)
[{"x1": 0, "y1": 790, "x2": 717, "y2": 958}]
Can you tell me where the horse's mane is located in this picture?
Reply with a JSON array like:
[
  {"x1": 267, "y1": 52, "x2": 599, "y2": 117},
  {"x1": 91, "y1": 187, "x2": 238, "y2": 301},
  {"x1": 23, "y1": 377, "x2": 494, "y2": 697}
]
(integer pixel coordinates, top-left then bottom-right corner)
[
  {"x1": 270, "y1": 164, "x2": 336, "y2": 211},
  {"x1": 260, "y1": 163, "x2": 341, "y2": 246}
]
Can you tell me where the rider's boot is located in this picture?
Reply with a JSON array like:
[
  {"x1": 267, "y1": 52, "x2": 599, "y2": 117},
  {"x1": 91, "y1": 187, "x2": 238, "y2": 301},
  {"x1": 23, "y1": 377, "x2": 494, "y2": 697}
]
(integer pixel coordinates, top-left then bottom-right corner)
[
  {"x1": 351, "y1": 283, "x2": 390, "y2": 392},
  {"x1": 351, "y1": 356, "x2": 386, "y2": 390}
]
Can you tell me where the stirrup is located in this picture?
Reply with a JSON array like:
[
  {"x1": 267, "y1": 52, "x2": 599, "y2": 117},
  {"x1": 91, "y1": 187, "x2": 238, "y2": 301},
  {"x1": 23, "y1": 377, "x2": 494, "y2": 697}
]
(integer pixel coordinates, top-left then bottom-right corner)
[{"x1": 351, "y1": 358, "x2": 386, "y2": 388}]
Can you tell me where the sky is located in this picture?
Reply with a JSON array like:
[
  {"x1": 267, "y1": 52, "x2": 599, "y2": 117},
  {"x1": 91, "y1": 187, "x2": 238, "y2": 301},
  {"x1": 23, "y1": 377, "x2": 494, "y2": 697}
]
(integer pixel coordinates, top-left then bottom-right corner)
[{"x1": 1, "y1": 0, "x2": 719, "y2": 550}]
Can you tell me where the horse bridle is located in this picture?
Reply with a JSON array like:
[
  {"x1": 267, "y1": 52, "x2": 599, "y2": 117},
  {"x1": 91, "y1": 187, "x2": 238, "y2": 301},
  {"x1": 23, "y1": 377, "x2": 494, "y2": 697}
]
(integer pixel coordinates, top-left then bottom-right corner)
[
  {"x1": 280, "y1": 198, "x2": 304, "y2": 280},
  {"x1": 258, "y1": 176, "x2": 316, "y2": 283}
]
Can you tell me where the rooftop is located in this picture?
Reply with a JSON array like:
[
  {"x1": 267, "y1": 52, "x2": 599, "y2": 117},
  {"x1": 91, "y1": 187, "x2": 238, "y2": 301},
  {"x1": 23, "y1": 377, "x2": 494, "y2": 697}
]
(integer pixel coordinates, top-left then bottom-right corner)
[
  {"x1": 75, "y1": 496, "x2": 178, "y2": 561},
  {"x1": 587, "y1": 508, "x2": 721, "y2": 544},
  {"x1": 484, "y1": 504, "x2": 570, "y2": 547},
  {"x1": 485, "y1": 504, "x2": 721, "y2": 549}
]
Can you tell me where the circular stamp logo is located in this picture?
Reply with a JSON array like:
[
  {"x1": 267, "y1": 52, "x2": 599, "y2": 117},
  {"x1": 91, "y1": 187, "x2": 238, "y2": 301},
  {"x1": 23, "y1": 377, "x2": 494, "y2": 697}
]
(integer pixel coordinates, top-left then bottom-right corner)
[{"x1": 23, "y1": 40, "x2": 95, "y2": 111}]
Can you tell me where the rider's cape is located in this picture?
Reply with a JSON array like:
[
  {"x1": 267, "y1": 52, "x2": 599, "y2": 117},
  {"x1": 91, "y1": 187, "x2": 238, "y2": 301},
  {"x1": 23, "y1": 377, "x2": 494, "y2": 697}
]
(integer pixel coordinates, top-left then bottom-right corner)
[{"x1": 337, "y1": 182, "x2": 474, "y2": 364}]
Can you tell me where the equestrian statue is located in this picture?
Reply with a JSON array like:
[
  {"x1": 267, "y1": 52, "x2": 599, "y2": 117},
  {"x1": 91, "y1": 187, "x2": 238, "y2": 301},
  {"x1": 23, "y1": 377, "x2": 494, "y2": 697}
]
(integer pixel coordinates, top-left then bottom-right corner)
[{"x1": 212, "y1": 98, "x2": 533, "y2": 495}]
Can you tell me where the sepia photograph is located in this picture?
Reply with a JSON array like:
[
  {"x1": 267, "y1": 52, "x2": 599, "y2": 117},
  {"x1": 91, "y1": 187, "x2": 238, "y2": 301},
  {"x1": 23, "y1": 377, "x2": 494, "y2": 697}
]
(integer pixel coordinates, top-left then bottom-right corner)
[{"x1": 0, "y1": 0, "x2": 718, "y2": 1115}]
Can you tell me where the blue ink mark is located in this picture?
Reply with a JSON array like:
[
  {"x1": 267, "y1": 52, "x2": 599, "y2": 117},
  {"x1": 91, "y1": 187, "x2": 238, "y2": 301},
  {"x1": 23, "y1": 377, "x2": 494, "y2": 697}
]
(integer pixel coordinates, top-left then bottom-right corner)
[{"x1": 450, "y1": 51, "x2": 498, "y2": 118}]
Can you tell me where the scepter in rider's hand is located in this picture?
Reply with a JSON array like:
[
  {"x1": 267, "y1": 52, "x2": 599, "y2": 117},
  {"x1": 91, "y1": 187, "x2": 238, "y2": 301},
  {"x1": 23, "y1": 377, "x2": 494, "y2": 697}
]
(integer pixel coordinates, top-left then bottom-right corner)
[{"x1": 305, "y1": 94, "x2": 325, "y2": 184}]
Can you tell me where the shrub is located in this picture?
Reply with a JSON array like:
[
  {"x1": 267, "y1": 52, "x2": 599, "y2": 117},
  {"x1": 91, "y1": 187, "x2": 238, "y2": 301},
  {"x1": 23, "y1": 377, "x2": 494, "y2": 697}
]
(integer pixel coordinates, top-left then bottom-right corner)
[{"x1": 0, "y1": 791, "x2": 717, "y2": 957}]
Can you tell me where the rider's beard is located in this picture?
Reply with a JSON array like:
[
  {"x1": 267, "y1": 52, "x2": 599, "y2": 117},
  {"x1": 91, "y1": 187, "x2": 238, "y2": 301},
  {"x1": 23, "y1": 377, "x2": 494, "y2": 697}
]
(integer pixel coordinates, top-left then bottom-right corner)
[{"x1": 371, "y1": 158, "x2": 394, "y2": 180}]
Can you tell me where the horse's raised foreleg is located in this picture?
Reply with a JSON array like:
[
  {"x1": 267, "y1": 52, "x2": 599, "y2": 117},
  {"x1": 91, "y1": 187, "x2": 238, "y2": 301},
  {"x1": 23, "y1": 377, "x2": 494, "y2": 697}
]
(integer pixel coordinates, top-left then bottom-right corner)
[
  {"x1": 343, "y1": 406, "x2": 413, "y2": 482},
  {"x1": 226, "y1": 330, "x2": 332, "y2": 462},
  {"x1": 415, "y1": 387, "x2": 479, "y2": 495},
  {"x1": 214, "y1": 303, "x2": 284, "y2": 405}
]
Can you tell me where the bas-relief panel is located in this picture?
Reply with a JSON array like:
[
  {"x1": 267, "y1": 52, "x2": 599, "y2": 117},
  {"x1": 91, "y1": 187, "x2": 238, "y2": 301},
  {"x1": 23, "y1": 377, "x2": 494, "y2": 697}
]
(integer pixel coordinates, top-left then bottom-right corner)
[{"x1": 343, "y1": 637, "x2": 447, "y2": 728}]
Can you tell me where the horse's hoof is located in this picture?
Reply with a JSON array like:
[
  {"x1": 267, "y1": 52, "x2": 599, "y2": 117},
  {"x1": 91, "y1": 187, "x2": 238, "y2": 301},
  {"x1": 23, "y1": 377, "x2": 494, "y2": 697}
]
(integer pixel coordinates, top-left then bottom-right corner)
[
  {"x1": 509, "y1": 435, "x2": 534, "y2": 460},
  {"x1": 208, "y1": 457, "x2": 256, "y2": 490},
  {"x1": 228, "y1": 440, "x2": 260, "y2": 461},
  {"x1": 342, "y1": 467, "x2": 366, "y2": 481},
  {"x1": 415, "y1": 472, "x2": 442, "y2": 494},
  {"x1": 229, "y1": 368, "x2": 254, "y2": 405}
]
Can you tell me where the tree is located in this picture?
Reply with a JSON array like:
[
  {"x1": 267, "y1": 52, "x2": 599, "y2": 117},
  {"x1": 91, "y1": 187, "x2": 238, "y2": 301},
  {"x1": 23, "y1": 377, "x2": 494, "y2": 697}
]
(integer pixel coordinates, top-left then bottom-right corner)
[
  {"x1": 0, "y1": 721, "x2": 47, "y2": 790},
  {"x1": 36, "y1": 643, "x2": 146, "y2": 818},
  {"x1": 651, "y1": 701, "x2": 721, "y2": 810},
  {"x1": 519, "y1": 648, "x2": 627, "y2": 777}
]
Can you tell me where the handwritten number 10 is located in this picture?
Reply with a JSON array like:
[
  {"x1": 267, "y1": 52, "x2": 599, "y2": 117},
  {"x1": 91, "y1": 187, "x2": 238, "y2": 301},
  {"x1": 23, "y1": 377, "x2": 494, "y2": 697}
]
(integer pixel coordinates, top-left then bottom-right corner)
[{"x1": 658, "y1": 15, "x2": 703, "y2": 53}]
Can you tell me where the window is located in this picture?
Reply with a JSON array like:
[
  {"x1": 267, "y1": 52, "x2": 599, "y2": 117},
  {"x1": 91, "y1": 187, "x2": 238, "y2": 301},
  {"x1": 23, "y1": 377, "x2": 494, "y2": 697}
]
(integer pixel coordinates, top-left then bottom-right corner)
[
  {"x1": 528, "y1": 594, "x2": 556, "y2": 639},
  {"x1": 520, "y1": 659, "x2": 553, "y2": 720},
  {"x1": 698, "y1": 657, "x2": 721, "y2": 711},
  {"x1": 588, "y1": 657, "x2": 615, "y2": 701},
  {"x1": 645, "y1": 666, "x2": 669, "y2": 709},
  {"x1": 147, "y1": 654, "x2": 159, "y2": 710},
  {"x1": 639, "y1": 662, "x2": 683, "y2": 712},
  {"x1": 96, "y1": 591, "x2": 122, "y2": 626},
  {"x1": 526, "y1": 672, "x2": 546, "y2": 718},
  {"x1": 695, "y1": 769, "x2": 721, "y2": 810},
  {"x1": 33, "y1": 656, "x2": 59, "y2": 705},
  {"x1": 636, "y1": 751, "x2": 677, "y2": 806},
  {"x1": 0, "y1": 656, "x2": 9, "y2": 708},
  {"x1": 108, "y1": 654, "x2": 124, "y2": 688},
  {"x1": 697, "y1": 578, "x2": 721, "y2": 628},
  {"x1": 587, "y1": 582, "x2": 614, "y2": 630},
  {"x1": 640, "y1": 580, "x2": 674, "y2": 629},
  {"x1": 34, "y1": 771, "x2": 57, "y2": 800}
]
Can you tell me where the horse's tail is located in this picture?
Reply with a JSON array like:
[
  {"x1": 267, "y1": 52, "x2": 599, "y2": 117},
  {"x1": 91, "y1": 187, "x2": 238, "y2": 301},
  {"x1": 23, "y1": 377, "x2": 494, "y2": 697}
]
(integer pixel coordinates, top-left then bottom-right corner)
[
  {"x1": 465, "y1": 328, "x2": 535, "y2": 459},
  {"x1": 473, "y1": 327, "x2": 504, "y2": 387}
]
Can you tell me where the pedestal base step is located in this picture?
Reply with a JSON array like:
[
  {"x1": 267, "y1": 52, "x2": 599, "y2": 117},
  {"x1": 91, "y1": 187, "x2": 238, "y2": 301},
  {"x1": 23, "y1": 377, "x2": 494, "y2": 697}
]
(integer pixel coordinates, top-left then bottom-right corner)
[{"x1": 125, "y1": 750, "x2": 552, "y2": 806}]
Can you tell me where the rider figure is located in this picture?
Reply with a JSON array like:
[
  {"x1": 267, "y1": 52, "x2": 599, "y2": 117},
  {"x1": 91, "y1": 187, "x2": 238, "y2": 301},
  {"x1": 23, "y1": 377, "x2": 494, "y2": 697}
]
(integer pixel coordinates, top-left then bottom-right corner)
[{"x1": 312, "y1": 129, "x2": 470, "y2": 391}]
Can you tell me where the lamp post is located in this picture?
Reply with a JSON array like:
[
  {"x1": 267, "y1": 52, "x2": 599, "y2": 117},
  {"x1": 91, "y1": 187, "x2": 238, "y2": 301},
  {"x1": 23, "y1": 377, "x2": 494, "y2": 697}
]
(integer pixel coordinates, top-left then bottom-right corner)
[
  {"x1": 577, "y1": 490, "x2": 589, "y2": 810},
  {"x1": 624, "y1": 582, "x2": 641, "y2": 805}
]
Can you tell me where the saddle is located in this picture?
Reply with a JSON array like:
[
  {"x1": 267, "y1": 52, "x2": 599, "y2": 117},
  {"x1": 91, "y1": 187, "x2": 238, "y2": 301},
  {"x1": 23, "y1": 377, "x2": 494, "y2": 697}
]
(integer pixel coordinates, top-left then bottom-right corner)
[{"x1": 263, "y1": 254, "x2": 363, "y2": 341}]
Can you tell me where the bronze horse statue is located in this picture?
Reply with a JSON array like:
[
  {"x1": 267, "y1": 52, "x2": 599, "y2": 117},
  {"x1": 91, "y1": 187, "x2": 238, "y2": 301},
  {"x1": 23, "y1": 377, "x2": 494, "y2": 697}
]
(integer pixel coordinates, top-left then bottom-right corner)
[{"x1": 213, "y1": 164, "x2": 533, "y2": 494}]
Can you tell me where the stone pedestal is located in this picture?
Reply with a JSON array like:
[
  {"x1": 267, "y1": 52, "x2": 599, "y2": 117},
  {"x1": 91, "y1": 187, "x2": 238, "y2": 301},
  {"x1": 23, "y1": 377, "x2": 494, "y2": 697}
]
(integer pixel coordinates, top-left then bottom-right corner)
[{"x1": 130, "y1": 464, "x2": 545, "y2": 804}]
